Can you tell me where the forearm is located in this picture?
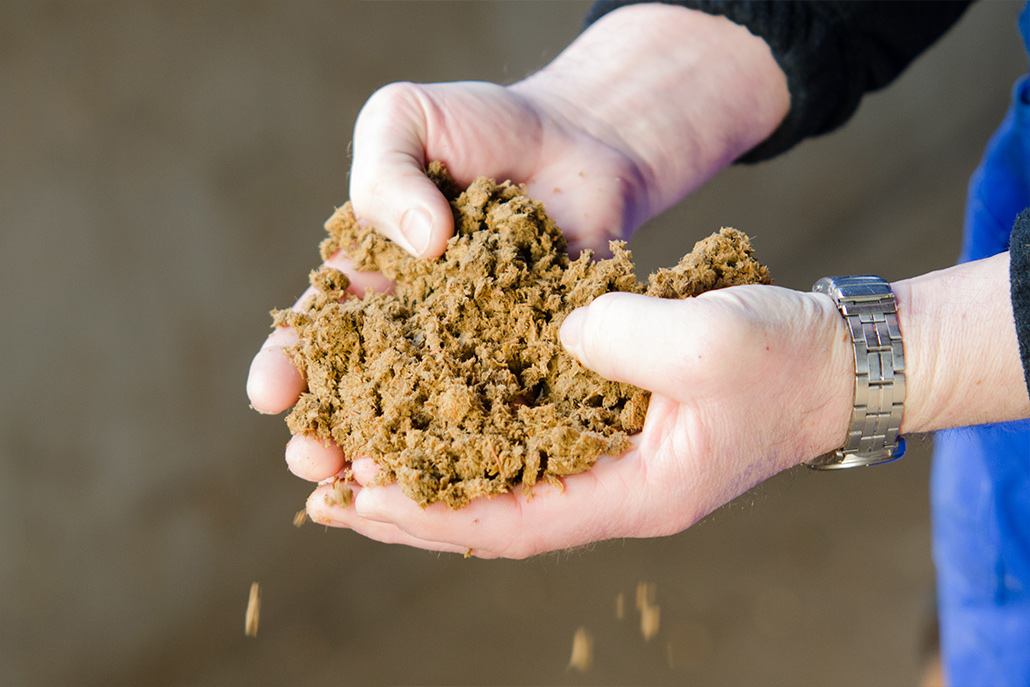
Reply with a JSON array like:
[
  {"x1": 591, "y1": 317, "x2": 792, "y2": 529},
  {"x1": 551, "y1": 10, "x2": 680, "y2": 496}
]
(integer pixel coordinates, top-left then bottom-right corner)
[
  {"x1": 512, "y1": 3, "x2": 789, "y2": 221},
  {"x1": 894, "y1": 253, "x2": 1030, "y2": 434},
  {"x1": 586, "y1": 1, "x2": 971, "y2": 162}
]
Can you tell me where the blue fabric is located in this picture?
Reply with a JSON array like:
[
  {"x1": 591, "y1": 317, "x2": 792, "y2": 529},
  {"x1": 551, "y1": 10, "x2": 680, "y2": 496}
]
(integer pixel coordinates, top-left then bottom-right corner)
[
  {"x1": 932, "y1": 5, "x2": 1030, "y2": 685},
  {"x1": 934, "y1": 425, "x2": 1030, "y2": 686}
]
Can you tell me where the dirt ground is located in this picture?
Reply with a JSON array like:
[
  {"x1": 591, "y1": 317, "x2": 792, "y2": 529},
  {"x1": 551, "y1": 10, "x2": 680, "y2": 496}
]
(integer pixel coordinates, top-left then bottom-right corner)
[{"x1": 1, "y1": 2, "x2": 1026, "y2": 686}]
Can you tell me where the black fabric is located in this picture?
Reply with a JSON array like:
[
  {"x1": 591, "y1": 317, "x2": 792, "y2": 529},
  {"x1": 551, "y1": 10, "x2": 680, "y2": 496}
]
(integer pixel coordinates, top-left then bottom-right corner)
[
  {"x1": 1011, "y1": 210, "x2": 1030, "y2": 399},
  {"x1": 585, "y1": 0, "x2": 972, "y2": 162}
]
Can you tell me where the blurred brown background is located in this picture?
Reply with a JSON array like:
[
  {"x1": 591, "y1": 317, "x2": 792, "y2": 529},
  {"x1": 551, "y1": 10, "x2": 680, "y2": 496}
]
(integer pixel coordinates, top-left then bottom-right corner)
[{"x1": 1, "y1": 2, "x2": 1026, "y2": 685}]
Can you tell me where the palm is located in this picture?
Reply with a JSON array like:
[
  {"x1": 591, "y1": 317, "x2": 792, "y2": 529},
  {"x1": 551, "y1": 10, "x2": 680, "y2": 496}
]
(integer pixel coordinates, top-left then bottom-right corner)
[{"x1": 304, "y1": 393, "x2": 782, "y2": 560}]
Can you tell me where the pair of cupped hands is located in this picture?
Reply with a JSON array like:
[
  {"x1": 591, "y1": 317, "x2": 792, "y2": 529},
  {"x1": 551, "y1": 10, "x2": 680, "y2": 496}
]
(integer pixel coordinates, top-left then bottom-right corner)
[{"x1": 245, "y1": 80, "x2": 853, "y2": 559}]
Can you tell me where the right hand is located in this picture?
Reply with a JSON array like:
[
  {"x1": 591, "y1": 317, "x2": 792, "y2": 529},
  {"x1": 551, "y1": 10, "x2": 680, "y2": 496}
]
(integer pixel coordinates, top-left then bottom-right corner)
[{"x1": 303, "y1": 284, "x2": 854, "y2": 558}]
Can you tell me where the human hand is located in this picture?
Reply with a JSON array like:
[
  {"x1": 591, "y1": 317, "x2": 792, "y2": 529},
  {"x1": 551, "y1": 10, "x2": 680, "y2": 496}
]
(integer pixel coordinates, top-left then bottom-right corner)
[
  {"x1": 247, "y1": 4, "x2": 788, "y2": 416},
  {"x1": 246, "y1": 73, "x2": 659, "y2": 415},
  {"x1": 298, "y1": 285, "x2": 854, "y2": 558},
  {"x1": 347, "y1": 79, "x2": 651, "y2": 261},
  {"x1": 346, "y1": 3, "x2": 788, "y2": 261},
  {"x1": 245, "y1": 3, "x2": 796, "y2": 553},
  {"x1": 242, "y1": 74, "x2": 649, "y2": 414}
]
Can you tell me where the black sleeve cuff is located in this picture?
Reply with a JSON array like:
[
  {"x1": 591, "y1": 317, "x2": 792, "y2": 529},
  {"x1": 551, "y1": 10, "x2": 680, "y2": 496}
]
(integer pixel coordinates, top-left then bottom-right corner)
[
  {"x1": 585, "y1": 1, "x2": 971, "y2": 162},
  {"x1": 1011, "y1": 209, "x2": 1030, "y2": 400}
]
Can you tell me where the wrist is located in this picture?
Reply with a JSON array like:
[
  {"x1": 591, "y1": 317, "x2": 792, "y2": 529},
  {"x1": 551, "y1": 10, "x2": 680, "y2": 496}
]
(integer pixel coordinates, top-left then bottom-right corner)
[
  {"x1": 805, "y1": 291, "x2": 866, "y2": 463},
  {"x1": 892, "y1": 253, "x2": 1029, "y2": 433},
  {"x1": 720, "y1": 288, "x2": 855, "y2": 471},
  {"x1": 512, "y1": 4, "x2": 788, "y2": 222},
  {"x1": 806, "y1": 277, "x2": 908, "y2": 469}
]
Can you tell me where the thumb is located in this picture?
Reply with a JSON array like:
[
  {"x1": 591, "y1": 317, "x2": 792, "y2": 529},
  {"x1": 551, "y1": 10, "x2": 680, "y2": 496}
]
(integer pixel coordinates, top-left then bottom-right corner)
[
  {"x1": 560, "y1": 292, "x2": 710, "y2": 400},
  {"x1": 349, "y1": 83, "x2": 454, "y2": 258}
]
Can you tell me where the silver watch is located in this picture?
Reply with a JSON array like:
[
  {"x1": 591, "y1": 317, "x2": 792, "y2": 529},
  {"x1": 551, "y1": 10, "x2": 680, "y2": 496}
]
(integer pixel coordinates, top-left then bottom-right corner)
[{"x1": 805, "y1": 275, "x2": 907, "y2": 469}]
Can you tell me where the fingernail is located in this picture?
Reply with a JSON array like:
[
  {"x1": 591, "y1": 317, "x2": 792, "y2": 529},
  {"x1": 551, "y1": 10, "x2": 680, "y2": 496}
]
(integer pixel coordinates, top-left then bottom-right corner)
[
  {"x1": 355, "y1": 489, "x2": 389, "y2": 523},
  {"x1": 400, "y1": 207, "x2": 432, "y2": 256},
  {"x1": 560, "y1": 308, "x2": 586, "y2": 357}
]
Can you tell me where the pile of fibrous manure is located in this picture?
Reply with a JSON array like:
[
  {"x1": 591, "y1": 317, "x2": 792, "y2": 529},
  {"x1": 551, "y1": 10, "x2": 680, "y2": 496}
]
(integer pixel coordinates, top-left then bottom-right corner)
[{"x1": 273, "y1": 162, "x2": 771, "y2": 508}]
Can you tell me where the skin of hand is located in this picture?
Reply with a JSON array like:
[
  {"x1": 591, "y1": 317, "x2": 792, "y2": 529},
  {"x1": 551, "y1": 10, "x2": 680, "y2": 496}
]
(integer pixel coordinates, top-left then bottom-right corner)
[
  {"x1": 236, "y1": 4, "x2": 848, "y2": 560},
  {"x1": 289, "y1": 254, "x2": 1029, "y2": 560},
  {"x1": 347, "y1": 5, "x2": 790, "y2": 262},
  {"x1": 245, "y1": 4, "x2": 1030, "y2": 558},
  {"x1": 248, "y1": 2, "x2": 789, "y2": 415},
  {"x1": 302, "y1": 286, "x2": 855, "y2": 559}
]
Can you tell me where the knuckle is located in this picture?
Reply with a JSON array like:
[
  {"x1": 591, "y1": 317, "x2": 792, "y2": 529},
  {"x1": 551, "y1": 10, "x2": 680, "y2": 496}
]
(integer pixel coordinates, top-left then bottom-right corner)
[
  {"x1": 361, "y1": 81, "x2": 421, "y2": 118},
  {"x1": 582, "y1": 292, "x2": 617, "y2": 335},
  {"x1": 580, "y1": 292, "x2": 633, "y2": 365},
  {"x1": 349, "y1": 177, "x2": 386, "y2": 220}
]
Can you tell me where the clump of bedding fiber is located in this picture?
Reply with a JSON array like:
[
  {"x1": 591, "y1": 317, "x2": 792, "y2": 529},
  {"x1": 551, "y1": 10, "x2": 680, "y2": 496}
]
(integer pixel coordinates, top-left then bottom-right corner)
[{"x1": 275, "y1": 162, "x2": 771, "y2": 509}]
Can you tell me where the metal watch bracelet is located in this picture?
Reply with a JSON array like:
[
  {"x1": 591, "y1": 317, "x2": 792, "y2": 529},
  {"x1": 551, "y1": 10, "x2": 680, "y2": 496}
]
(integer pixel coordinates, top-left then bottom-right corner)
[{"x1": 805, "y1": 275, "x2": 907, "y2": 470}]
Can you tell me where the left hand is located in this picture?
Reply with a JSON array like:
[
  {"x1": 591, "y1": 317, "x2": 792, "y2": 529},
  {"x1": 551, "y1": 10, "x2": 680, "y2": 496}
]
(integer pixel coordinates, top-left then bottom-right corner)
[{"x1": 301, "y1": 284, "x2": 854, "y2": 559}]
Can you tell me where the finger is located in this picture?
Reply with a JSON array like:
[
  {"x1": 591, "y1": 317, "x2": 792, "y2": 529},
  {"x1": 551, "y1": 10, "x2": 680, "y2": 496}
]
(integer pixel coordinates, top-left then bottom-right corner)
[
  {"x1": 285, "y1": 433, "x2": 345, "y2": 482},
  {"x1": 351, "y1": 449, "x2": 644, "y2": 559},
  {"x1": 246, "y1": 253, "x2": 393, "y2": 415},
  {"x1": 559, "y1": 292, "x2": 715, "y2": 401},
  {"x1": 306, "y1": 485, "x2": 470, "y2": 555},
  {"x1": 294, "y1": 251, "x2": 395, "y2": 309},
  {"x1": 322, "y1": 250, "x2": 394, "y2": 296},
  {"x1": 349, "y1": 456, "x2": 381, "y2": 486},
  {"x1": 247, "y1": 326, "x2": 305, "y2": 414},
  {"x1": 350, "y1": 83, "x2": 455, "y2": 259}
]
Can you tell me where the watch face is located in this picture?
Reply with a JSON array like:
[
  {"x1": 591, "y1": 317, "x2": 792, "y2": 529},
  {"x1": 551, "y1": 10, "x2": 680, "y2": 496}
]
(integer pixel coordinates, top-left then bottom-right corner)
[{"x1": 814, "y1": 275, "x2": 893, "y2": 302}]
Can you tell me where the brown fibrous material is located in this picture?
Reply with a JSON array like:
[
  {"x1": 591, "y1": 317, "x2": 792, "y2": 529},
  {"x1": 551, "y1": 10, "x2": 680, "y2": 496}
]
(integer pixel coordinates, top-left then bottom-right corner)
[
  {"x1": 636, "y1": 581, "x2": 660, "y2": 641},
  {"x1": 568, "y1": 626, "x2": 594, "y2": 672},
  {"x1": 245, "y1": 582, "x2": 260, "y2": 637},
  {"x1": 276, "y1": 163, "x2": 771, "y2": 509}
]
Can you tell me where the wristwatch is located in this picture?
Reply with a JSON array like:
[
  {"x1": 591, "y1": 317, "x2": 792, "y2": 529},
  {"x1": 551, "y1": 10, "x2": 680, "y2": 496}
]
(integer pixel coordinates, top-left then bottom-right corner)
[{"x1": 805, "y1": 275, "x2": 907, "y2": 470}]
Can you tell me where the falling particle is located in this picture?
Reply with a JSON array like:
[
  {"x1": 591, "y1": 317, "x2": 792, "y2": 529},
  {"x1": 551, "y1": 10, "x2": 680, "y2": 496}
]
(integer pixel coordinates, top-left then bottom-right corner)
[
  {"x1": 635, "y1": 581, "x2": 655, "y2": 611},
  {"x1": 568, "y1": 626, "x2": 593, "y2": 672},
  {"x1": 615, "y1": 592, "x2": 625, "y2": 621},
  {"x1": 324, "y1": 478, "x2": 353, "y2": 508},
  {"x1": 636, "y1": 582, "x2": 660, "y2": 641},
  {"x1": 464, "y1": 548, "x2": 473, "y2": 559},
  {"x1": 293, "y1": 508, "x2": 308, "y2": 528},
  {"x1": 245, "y1": 582, "x2": 261, "y2": 637},
  {"x1": 641, "y1": 602, "x2": 661, "y2": 641}
]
